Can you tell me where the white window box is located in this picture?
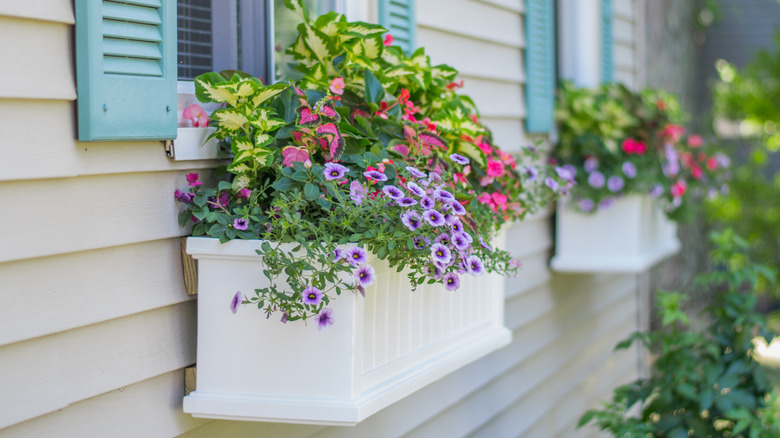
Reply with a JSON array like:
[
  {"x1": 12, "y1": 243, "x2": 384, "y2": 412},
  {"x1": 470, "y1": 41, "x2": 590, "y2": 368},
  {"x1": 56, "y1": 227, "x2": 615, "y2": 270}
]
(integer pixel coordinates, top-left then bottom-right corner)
[
  {"x1": 182, "y1": 235, "x2": 511, "y2": 425},
  {"x1": 550, "y1": 195, "x2": 680, "y2": 272}
]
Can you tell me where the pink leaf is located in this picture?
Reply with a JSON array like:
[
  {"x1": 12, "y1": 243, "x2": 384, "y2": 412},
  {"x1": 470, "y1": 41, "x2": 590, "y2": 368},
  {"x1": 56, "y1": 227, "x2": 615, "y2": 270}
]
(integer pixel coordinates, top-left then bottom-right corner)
[
  {"x1": 281, "y1": 146, "x2": 310, "y2": 167},
  {"x1": 321, "y1": 105, "x2": 338, "y2": 118},
  {"x1": 317, "y1": 123, "x2": 338, "y2": 135},
  {"x1": 389, "y1": 143, "x2": 409, "y2": 157},
  {"x1": 298, "y1": 107, "x2": 319, "y2": 125}
]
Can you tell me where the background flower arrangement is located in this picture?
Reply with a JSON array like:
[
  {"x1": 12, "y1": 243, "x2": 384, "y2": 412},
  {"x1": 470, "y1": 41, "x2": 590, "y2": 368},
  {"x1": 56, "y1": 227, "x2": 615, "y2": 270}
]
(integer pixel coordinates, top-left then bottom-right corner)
[
  {"x1": 174, "y1": 0, "x2": 568, "y2": 328},
  {"x1": 554, "y1": 81, "x2": 730, "y2": 220}
]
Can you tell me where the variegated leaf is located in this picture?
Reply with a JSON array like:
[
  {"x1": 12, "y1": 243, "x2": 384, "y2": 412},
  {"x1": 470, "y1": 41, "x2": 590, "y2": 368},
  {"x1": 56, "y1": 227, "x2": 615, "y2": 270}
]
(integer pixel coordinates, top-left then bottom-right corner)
[
  {"x1": 250, "y1": 83, "x2": 288, "y2": 108},
  {"x1": 381, "y1": 46, "x2": 404, "y2": 65},
  {"x1": 303, "y1": 26, "x2": 332, "y2": 61},
  {"x1": 290, "y1": 34, "x2": 311, "y2": 60},
  {"x1": 233, "y1": 138, "x2": 253, "y2": 152},
  {"x1": 255, "y1": 133, "x2": 273, "y2": 147},
  {"x1": 284, "y1": 0, "x2": 307, "y2": 20},
  {"x1": 360, "y1": 35, "x2": 382, "y2": 60},
  {"x1": 197, "y1": 81, "x2": 238, "y2": 106},
  {"x1": 228, "y1": 162, "x2": 251, "y2": 174},
  {"x1": 346, "y1": 22, "x2": 385, "y2": 36},
  {"x1": 213, "y1": 109, "x2": 248, "y2": 131},
  {"x1": 232, "y1": 174, "x2": 250, "y2": 190}
]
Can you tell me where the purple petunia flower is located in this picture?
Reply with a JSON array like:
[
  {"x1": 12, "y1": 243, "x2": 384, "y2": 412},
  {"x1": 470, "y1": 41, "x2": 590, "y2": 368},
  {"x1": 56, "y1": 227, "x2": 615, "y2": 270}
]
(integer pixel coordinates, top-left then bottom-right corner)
[
  {"x1": 345, "y1": 246, "x2": 368, "y2": 266},
  {"x1": 433, "y1": 188, "x2": 455, "y2": 204},
  {"x1": 579, "y1": 198, "x2": 595, "y2": 212},
  {"x1": 429, "y1": 173, "x2": 442, "y2": 183},
  {"x1": 607, "y1": 175, "x2": 624, "y2": 192},
  {"x1": 324, "y1": 162, "x2": 349, "y2": 180},
  {"x1": 435, "y1": 232, "x2": 452, "y2": 246},
  {"x1": 555, "y1": 166, "x2": 575, "y2": 182},
  {"x1": 622, "y1": 162, "x2": 637, "y2": 178},
  {"x1": 354, "y1": 264, "x2": 376, "y2": 287},
  {"x1": 523, "y1": 166, "x2": 539, "y2": 182},
  {"x1": 350, "y1": 181, "x2": 367, "y2": 205},
  {"x1": 450, "y1": 218, "x2": 464, "y2": 233},
  {"x1": 233, "y1": 218, "x2": 249, "y2": 230},
  {"x1": 450, "y1": 153, "x2": 470, "y2": 165},
  {"x1": 396, "y1": 197, "x2": 418, "y2": 207},
  {"x1": 588, "y1": 171, "x2": 605, "y2": 188},
  {"x1": 423, "y1": 209, "x2": 446, "y2": 227},
  {"x1": 420, "y1": 196, "x2": 435, "y2": 209},
  {"x1": 401, "y1": 211, "x2": 423, "y2": 231},
  {"x1": 406, "y1": 181, "x2": 426, "y2": 197},
  {"x1": 317, "y1": 307, "x2": 334, "y2": 330},
  {"x1": 364, "y1": 170, "x2": 388, "y2": 182},
  {"x1": 598, "y1": 196, "x2": 616, "y2": 210},
  {"x1": 461, "y1": 231, "x2": 473, "y2": 243},
  {"x1": 425, "y1": 264, "x2": 444, "y2": 280},
  {"x1": 649, "y1": 184, "x2": 664, "y2": 197},
  {"x1": 413, "y1": 235, "x2": 431, "y2": 249},
  {"x1": 174, "y1": 189, "x2": 195, "y2": 204},
  {"x1": 431, "y1": 243, "x2": 452, "y2": 264},
  {"x1": 584, "y1": 157, "x2": 599, "y2": 173},
  {"x1": 443, "y1": 272, "x2": 460, "y2": 291},
  {"x1": 333, "y1": 248, "x2": 346, "y2": 262},
  {"x1": 451, "y1": 232, "x2": 470, "y2": 250},
  {"x1": 449, "y1": 201, "x2": 467, "y2": 216},
  {"x1": 382, "y1": 185, "x2": 405, "y2": 199},
  {"x1": 230, "y1": 291, "x2": 243, "y2": 314},
  {"x1": 715, "y1": 153, "x2": 731, "y2": 168},
  {"x1": 479, "y1": 236, "x2": 492, "y2": 251},
  {"x1": 301, "y1": 286, "x2": 323, "y2": 305},
  {"x1": 545, "y1": 177, "x2": 559, "y2": 191},
  {"x1": 465, "y1": 255, "x2": 484, "y2": 276},
  {"x1": 406, "y1": 166, "x2": 427, "y2": 178}
]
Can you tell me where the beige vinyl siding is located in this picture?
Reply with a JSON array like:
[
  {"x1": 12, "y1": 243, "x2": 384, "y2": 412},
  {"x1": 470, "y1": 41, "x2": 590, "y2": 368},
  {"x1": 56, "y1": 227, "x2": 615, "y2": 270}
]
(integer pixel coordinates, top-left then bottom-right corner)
[
  {"x1": 614, "y1": 0, "x2": 639, "y2": 88},
  {"x1": 0, "y1": 1, "x2": 642, "y2": 437}
]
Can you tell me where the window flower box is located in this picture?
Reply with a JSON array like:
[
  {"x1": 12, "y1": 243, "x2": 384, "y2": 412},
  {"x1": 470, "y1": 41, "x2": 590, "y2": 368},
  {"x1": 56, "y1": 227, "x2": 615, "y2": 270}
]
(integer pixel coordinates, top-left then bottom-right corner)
[
  {"x1": 550, "y1": 195, "x2": 680, "y2": 272},
  {"x1": 182, "y1": 234, "x2": 511, "y2": 426}
]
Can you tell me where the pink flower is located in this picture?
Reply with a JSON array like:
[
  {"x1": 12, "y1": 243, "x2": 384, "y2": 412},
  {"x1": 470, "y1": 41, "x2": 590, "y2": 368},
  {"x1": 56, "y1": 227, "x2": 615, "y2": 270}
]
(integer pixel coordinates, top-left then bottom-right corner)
[
  {"x1": 477, "y1": 193, "x2": 492, "y2": 204},
  {"x1": 486, "y1": 159, "x2": 506, "y2": 177},
  {"x1": 496, "y1": 150, "x2": 517, "y2": 169},
  {"x1": 478, "y1": 142, "x2": 493, "y2": 155},
  {"x1": 671, "y1": 180, "x2": 687, "y2": 197},
  {"x1": 383, "y1": 34, "x2": 394, "y2": 46},
  {"x1": 182, "y1": 104, "x2": 209, "y2": 127},
  {"x1": 282, "y1": 146, "x2": 310, "y2": 167},
  {"x1": 622, "y1": 138, "x2": 647, "y2": 155},
  {"x1": 491, "y1": 192, "x2": 508, "y2": 205},
  {"x1": 330, "y1": 77, "x2": 345, "y2": 95},
  {"x1": 691, "y1": 166, "x2": 703, "y2": 180},
  {"x1": 688, "y1": 134, "x2": 703, "y2": 148},
  {"x1": 186, "y1": 172, "x2": 202, "y2": 187},
  {"x1": 661, "y1": 124, "x2": 686, "y2": 143},
  {"x1": 707, "y1": 157, "x2": 718, "y2": 171},
  {"x1": 237, "y1": 188, "x2": 251, "y2": 199}
]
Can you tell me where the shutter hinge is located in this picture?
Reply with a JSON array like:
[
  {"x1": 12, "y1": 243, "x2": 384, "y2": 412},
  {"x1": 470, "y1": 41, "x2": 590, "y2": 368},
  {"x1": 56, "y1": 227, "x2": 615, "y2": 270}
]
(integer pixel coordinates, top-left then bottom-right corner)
[{"x1": 163, "y1": 139, "x2": 175, "y2": 159}]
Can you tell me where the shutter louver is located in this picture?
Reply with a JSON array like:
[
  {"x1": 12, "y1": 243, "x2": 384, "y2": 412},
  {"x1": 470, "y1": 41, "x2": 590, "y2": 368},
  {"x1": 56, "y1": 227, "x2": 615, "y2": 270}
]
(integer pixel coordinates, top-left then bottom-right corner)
[
  {"x1": 601, "y1": 0, "x2": 614, "y2": 83},
  {"x1": 76, "y1": 0, "x2": 177, "y2": 141},
  {"x1": 378, "y1": 0, "x2": 416, "y2": 54},
  {"x1": 524, "y1": 0, "x2": 556, "y2": 133}
]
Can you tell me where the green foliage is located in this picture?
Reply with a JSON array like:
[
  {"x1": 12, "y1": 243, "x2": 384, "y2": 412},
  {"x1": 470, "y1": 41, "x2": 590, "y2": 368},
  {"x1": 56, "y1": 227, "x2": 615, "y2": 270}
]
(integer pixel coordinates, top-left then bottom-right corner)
[
  {"x1": 579, "y1": 230, "x2": 779, "y2": 437},
  {"x1": 555, "y1": 81, "x2": 729, "y2": 221}
]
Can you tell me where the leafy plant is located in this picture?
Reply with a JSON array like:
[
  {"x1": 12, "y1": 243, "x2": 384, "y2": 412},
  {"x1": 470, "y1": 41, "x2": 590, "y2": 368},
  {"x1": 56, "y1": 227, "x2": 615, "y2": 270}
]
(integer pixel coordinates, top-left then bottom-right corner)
[
  {"x1": 554, "y1": 81, "x2": 729, "y2": 221},
  {"x1": 174, "y1": 0, "x2": 569, "y2": 327},
  {"x1": 578, "y1": 229, "x2": 779, "y2": 437}
]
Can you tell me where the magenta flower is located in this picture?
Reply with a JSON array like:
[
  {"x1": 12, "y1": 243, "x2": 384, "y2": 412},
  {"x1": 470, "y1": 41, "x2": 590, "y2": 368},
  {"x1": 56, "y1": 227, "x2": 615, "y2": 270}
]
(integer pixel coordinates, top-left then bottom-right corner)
[
  {"x1": 301, "y1": 286, "x2": 323, "y2": 305},
  {"x1": 237, "y1": 188, "x2": 252, "y2": 199},
  {"x1": 317, "y1": 308, "x2": 334, "y2": 330},
  {"x1": 364, "y1": 170, "x2": 388, "y2": 182},
  {"x1": 174, "y1": 189, "x2": 195, "y2": 204},
  {"x1": 607, "y1": 176, "x2": 624, "y2": 192},
  {"x1": 233, "y1": 218, "x2": 248, "y2": 230},
  {"x1": 465, "y1": 255, "x2": 484, "y2": 276},
  {"x1": 443, "y1": 272, "x2": 460, "y2": 291},
  {"x1": 431, "y1": 243, "x2": 452, "y2": 264},
  {"x1": 324, "y1": 162, "x2": 349, "y2": 180},
  {"x1": 350, "y1": 181, "x2": 367, "y2": 205},
  {"x1": 345, "y1": 246, "x2": 368, "y2": 265},
  {"x1": 406, "y1": 166, "x2": 427, "y2": 178},
  {"x1": 354, "y1": 264, "x2": 376, "y2": 287},
  {"x1": 382, "y1": 185, "x2": 405, "y2": 199},
  {"x1": 401, "y1": 211, "x2": 422, "y2": 231},
  {"x1": 396, "y1": 197, "x2": 418, "y2": 207},
  {"x1": 450, "y1": 153, "x2": 470, "y2": 165},
  {"x1": 588, "y1": 171, "x2": 605, "y2": 188},
  {"x1": 420, "y1": 196, "x2": 435, "y2": 209},
  {"x1": 230, "y1": 291, "x2": 243, "y2": 314},
  {"x1": 423, "y1": 209, "x2": 446, "y2": 227},
  {"x1": 433, "y1": 188, "x2": 455, "y2": 204},
  {"x1": 186, "y1": 172, "x2": 203, "y2": 187},
  {"x1": 406, "y1": 181, "x2": 426, "y2": 197}
]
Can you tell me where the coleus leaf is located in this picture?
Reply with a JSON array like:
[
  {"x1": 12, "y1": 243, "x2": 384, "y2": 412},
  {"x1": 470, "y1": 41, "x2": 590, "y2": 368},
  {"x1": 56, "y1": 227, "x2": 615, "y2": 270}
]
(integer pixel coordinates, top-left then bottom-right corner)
[
  {"x1": 281, "y1": 146, "x2": 310, "y2": 167},
  {"x1": 212, "y1": 108, "x2": 249, "y2": 131},
  {"x1": 250, "y1": 83, "x2": 289, "y2": 108},
  {"x1": 296, "y1": 106, "x2": 320, "y2": 125}
]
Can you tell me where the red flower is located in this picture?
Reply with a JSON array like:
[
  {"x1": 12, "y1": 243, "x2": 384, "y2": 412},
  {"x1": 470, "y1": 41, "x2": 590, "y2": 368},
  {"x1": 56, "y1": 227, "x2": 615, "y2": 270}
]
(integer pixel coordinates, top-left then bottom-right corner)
[
  {"x1": 707, "y1": 157, "x2": 718, "y2": 171},
  {"x1": 671, "y1": 180, "x2": 687, "y2": 198},
  {"x1": 621, "y1": 138, "x2": 646, "y2": 155},
  {"x1": 383, "y1": 34, "x2": 394, "y2": 46},
  {"x1": 691, "y1": 166, "x2": 703, "y2": 180},
  {"x1": 446, "y1": 80, "x2": 464, "y2": 90}
]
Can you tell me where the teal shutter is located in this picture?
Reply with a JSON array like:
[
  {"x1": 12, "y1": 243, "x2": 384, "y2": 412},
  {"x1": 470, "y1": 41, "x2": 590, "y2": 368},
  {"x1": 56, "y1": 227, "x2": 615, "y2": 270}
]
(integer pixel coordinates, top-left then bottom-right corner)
[
  {"x1": 524, "y1": 0, "x2": 556, "y2": 133},
  {"x1": 601, "y1": 0, "x2": 614, "y2": 83},
  {"x1": 378, "y1": 0, "x2": 417, "y2": 54},
  {"x1": 75, "y1": 0, "x2": 177, "y2": 141}
]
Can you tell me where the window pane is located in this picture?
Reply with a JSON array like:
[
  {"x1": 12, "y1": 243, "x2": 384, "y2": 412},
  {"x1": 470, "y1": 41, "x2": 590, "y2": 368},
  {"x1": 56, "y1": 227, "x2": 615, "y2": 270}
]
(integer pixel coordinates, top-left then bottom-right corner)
[{"x1": 178, "y1": 0, "x2": 213, "y2": 80}]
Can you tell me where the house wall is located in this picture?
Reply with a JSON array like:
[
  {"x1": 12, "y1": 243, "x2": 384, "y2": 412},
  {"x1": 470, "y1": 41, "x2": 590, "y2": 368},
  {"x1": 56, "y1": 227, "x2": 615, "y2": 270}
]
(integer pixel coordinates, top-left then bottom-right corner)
[{"x1": 0, "y1": 1, "x2": 644, "y2": 437}]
